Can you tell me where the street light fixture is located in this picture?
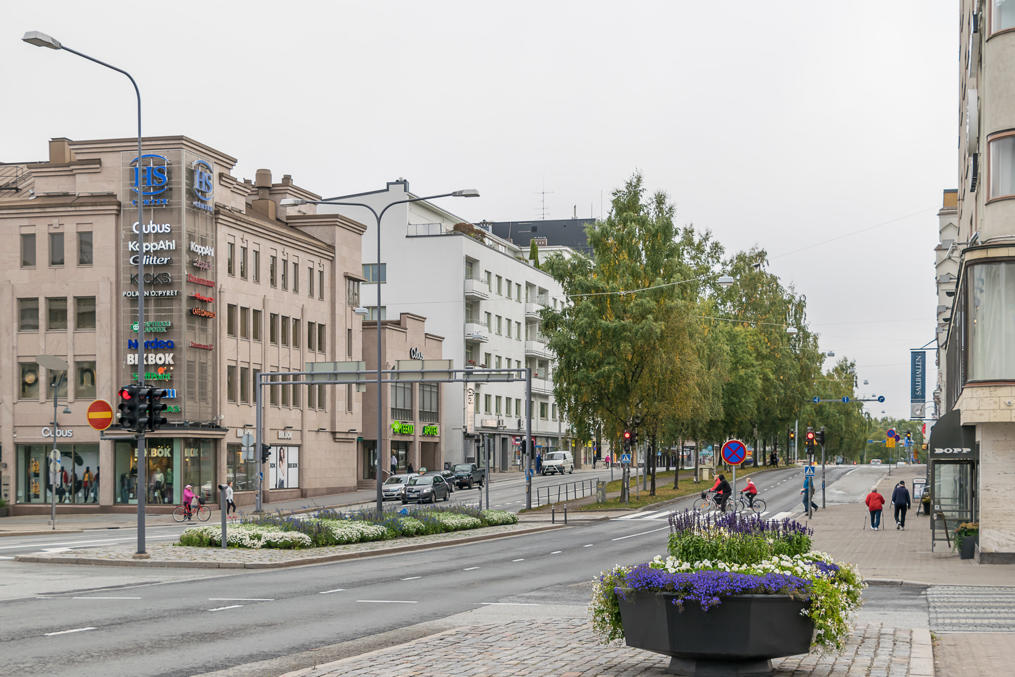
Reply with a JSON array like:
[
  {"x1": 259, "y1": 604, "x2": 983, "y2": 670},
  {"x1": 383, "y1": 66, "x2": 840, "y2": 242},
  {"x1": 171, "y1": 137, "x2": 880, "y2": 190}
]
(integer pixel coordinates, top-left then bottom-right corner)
[
  {"x1": 25, "y1": 30, "x2": 150, "y2": 557},
  {"x1": 280, "y1": 186, "x2": 479, "y2": 515}
]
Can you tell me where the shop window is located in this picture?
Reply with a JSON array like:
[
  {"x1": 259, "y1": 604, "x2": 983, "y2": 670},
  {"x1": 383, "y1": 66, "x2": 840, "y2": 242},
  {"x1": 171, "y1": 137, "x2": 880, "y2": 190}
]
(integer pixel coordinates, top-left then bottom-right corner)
[
  {"x1": 49, "y1": 232, "x2": 64, "y2": 266},
  {"x1": 77, "y1": 231, "x2": 92, "y2": 265},
  {"x1": 993, "y1": 0, "x2": 1015, "y2": 33},
  {"x1": 253, "y1": 250, "x2": 260, "y2": 283},
  {"x1": 318, "y1": 323, "x2": 326, "y2": 353},
  {"x1": 47, "y1": 297, "x2": 67, "y2": 331},
  {"x1": 227, "y1": 365, "x2": 237, "y2": 402},
  {"x1": 269, "y1": 445, "x2": 299, "y2": 489},
  {"x1": 18, "y1": 443, "x2": 100, "y2": 504},
  {"x1": 18, "y1": 297, "x2": 39, "y2": 331},
  {"x1": 21, "y1": 233, "x2": 35, "y2": 267},
  {"x1": 292, "y1": 261, "x2": 299, "y2": 293},
  {"x1": 989, "y1": 133, "x2": 1015, "y2": 199},
  {"x1": 115, "y1": 440, "x2": 182, "y2": 505},
  {"x1": 308, "y1": 321, "x2": 316, "y2": 350},
  {"x1": 20, "y1": 362, "x2": 39, "y2": 399},
  {"x1": 269, "y1": 255, "x2": 277, "y2": 287},
  {"x1": 239, "y1": 245, "x2": 247, "y2": 279},
  {"x1": 181, "y1": 439, "x2": 217, "y2": 500},
  {"x1": 227, "y1": 242, "x2": 235, "y2": 276},
  {"x1": 252, "y1": 309, "x2": 262, "y2": 341},
  {"x1": 968, "y1": 261, "x2": 1015, "y2": 379},
  {"x1": 75, "y1": 296, "x2": 96, "y2": 330},
  {"x1": 239, "y1": 307, "x2": 249, "y2": 339},
  {"x1": 292, "y1": 319, "x2": 300, "y2": 349},
  {"x1": 227, "y1": 304, "x2": 237, "y2": 336},
  {"x1": 281, "y1": 316, "x2": 290, "y2": 347},
  {"x1": 227, "y1": 443, "x2": 256, "y2": 491},
  {"x1": 269, "y1": 313, "x2": 278, "y2": 344},
  {"x1": 75, "y1": 361, "x2": 96, "y2": 400},
  {"x1": 240, "y1": 366, "x2": 249, "y2": 404}
]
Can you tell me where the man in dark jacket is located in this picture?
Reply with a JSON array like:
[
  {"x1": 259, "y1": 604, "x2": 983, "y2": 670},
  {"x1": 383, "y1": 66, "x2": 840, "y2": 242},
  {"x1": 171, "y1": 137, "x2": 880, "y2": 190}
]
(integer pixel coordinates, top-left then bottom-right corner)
[
  {"x1": 712, "y1": 474, "x2": 732, "y2": 511},
  {"x1": 892, "y1": 481, "x2": 912, "y2": 530}
]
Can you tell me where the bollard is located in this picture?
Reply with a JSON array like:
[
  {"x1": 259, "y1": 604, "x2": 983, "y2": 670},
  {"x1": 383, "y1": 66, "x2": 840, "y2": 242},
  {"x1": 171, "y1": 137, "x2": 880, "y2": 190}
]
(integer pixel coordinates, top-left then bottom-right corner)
[
  {"x1": 218, "y1": 484, "x2": 228, "y2": 549},
  {"x1": 551, "y1": 506, "x2": 555, "y2": 524},
  {"x1": 564, "y1": 505, "x2": 568, "y2": 525}
]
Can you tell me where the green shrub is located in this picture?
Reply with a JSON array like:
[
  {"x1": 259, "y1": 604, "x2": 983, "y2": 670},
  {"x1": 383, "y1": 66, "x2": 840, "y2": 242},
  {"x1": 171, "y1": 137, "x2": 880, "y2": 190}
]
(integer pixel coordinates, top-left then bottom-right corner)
[{"x1": 480, "y1": 510, "x2": 518, "y2": 526}]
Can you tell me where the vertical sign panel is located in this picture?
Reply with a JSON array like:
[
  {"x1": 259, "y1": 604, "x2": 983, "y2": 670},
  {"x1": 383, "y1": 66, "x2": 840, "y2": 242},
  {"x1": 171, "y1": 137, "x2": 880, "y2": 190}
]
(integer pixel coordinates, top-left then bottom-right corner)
[{"x1": 910, "y1": 350, "x2": 926, "y2": 419}]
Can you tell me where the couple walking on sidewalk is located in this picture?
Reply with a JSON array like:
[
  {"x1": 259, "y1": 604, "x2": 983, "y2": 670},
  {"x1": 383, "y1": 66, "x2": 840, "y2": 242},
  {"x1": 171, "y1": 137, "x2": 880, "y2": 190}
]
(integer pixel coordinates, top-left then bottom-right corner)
[{"x1": 865, "y1": 481, "x2": 911, "y2": 530}]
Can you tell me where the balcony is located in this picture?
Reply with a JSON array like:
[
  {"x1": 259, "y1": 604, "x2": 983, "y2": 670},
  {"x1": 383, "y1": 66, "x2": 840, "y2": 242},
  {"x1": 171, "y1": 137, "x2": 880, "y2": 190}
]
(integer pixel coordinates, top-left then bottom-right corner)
[
  {"x1": 525, "y1": 339, "x2": 552, "y2": 360},
  {"x1": 531, "y1": 377, "x2": 552, "y2": 395},
  {"x1": 464, "y1": 279, "x2": 490, "y2": 300},
  {"x1": 524, "y1": 302, "x2": 545, "y2": 319},
  {"x1": 465, "y1": 323, "x2": 489, "y2": 343}
]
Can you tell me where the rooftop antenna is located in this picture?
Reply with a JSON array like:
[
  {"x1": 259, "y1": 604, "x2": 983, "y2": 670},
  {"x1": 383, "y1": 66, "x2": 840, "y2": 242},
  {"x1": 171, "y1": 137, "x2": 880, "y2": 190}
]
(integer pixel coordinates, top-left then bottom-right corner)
[{"x1": 537, "y1": 184, "x2": 553, "y2": 220}]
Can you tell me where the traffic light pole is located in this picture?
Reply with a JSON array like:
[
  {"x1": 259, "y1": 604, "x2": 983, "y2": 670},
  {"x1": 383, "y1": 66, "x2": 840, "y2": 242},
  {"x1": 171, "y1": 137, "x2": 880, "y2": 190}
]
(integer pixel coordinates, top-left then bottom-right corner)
[
  {"x1": 821, "y1": 442, "x2": 826, "y2": 509},
  {"x1": 525, "y1": 368, "x2": 532, "y2": 510},
  {"x1": 255, "y1": 373, "x2": 263, "y2": 513}
]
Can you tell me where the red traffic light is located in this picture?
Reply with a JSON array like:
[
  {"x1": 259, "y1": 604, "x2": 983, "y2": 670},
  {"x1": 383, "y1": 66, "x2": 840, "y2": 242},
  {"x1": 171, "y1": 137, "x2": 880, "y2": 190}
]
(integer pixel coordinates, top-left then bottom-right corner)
[
  {"x1": 623, "y1": 430, "x2": 632, "y2": 440},
  {"x1": 806, "y1": 431, "x2": 815, "y2": 441},
  {"x1": 119, "y1": 387, "x2": 133, "y2": 400}
]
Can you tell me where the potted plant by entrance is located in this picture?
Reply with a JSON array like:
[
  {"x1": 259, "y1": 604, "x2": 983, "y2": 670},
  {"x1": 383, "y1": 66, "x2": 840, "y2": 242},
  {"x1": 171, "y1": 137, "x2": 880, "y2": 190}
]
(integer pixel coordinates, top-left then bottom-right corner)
[
  {"x1": 0, "y1": 497, "x2": 8, "y2": 518},
  {"x1": 955, "y1": 522, "x2": 978, "y2": 559},
  {"x1": 590, "y1": 511, "x2": 864, "y2": 676}
]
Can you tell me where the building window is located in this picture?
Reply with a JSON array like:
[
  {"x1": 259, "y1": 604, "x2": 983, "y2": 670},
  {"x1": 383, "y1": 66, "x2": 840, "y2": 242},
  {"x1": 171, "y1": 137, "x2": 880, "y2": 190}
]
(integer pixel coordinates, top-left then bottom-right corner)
[
  {"x1": 239, "y1": 245, "x2": 247, "y2": 279},
  {"x1": 346, "y1": 383, "x2": 353, "y2": 412},
  {"x1": 496, "y1": 316, "x2": 502, "y2": 335},
  {"x1": 253, "y1": 250, "x2": 260, "y2": 283},
  {"x1": 362, "y1": 263, "x2": 387, "y2": 283},
  {"x1": 419, "y1": 383, "x2": 439, "y2": 423},
  {"x1": 484, "y1": 394, "x2": 492, "y2": 414},
  {"x1": 75, "y1": 296, "x2": 96, "y2": 330},
  {"x1": 515, "y1": 321, "x2": 521, "y2": 340},
  {"x1": 18, "y1": 297, "x2": 39, "y2": 331},
  {"x1": 989, "y1": 133, "x2": 1015, "y2": 200},
  {"x1": 307, "y1": 321, "x2": 316, "y2": 350},
  {"x1": 391, "y1": 382, "x2": 412, "y2": 420},
  {"x1": 49, "y1": 232, "x2": 64, "y2": 266},
  {"x1": 496, "y1": 275, "x2": 502, "y2": 295},
  {"x1": 485, "y1": 312, "x2": 492, "y2": 331},
  {"x1": 308, "y1": 265, "x2": 315, "y2": 297},
  {"x1": 495, "y1": 395, "x2": 502, "y2": 415},
  {"x1": 291, "y1": 261, "x2": 299, "y2": 294},
  {"x1": 515, "y1": 398, "x2": 521, "y2": 417},
  {"x1": 281, "y1": 316, "x2": 290, "y2": 346},
  {"x1": 495, "y1": 356, "x2": 502, "y2": 368},
  {"x1": 319, "y1": 270, "x2": 325, "y2": 300},
  {"x1": 552, "y1": 403, "x2": 557, "y2": 420},
  {"x1": 308, "y1": 380, "x2": 317, "y2": 408},
  {"x1": 292, "y1": 319, "x2": 300, "y2": 349},
  {"x1": 269, "y1": 255, "x2": 277, "y2": 287},
  {"x1": 485, "y1": 270, "x2": 492, "y2": 292},
  {"x1": 346, "y1": 278, "x2": 360, "y2": 306},
  {"x1": 20, "y1": 362, "x2": 39, "y2": 399},
  {"x1": 366, "y1": 306, "x2": 386, "y2": 321},
  {"x1": 75, "y1": 361, "x2": 96, "y2": 400},
  {"x1": 347, "y1": 327, "x2": 352, "y2": 357},
  {"x1": 47, "y1": 297, "x2": 67, "y2": 330},
  {"x1": 227, "y1": 365, "x2": 237, "y2": 402},
  {"x1": 77, "y1": 231, "x2": 93, "y2": 265},
  {"x1": 540, "y1": 402, "x2": 549, "y2": 419},
  {"x1": 318, "y1": 323, "x2": 326, "y2": 353},
  {"x1": 269, "y1": 313, "x2": 278, "y2": 344},
  {"x1": 281, "y1": 379, "x2": 290, "y2": 406},
  {"x1": 252, "y1": 368, "x2": 261, "y2": 404},
  {"x1": 968, "y1": 261, "x2": 1015, "y2": 379},
  {"x1": 227, "y1": 444, "x2": 255, "y2": 491},
  {"x1": 270, "y1": 379, "x2": 278, "y2": 406},
  {"x1": 318, "y1": 383, "x2": 327, "y2": 410},
  {"x1": 281, "y1": 258, "x2": 288, "y2": 290},
  {"x1": 483, "y1": 352, "x2": 491, "y2": 367},
  {"x1": 239, "y1": 307, "x2": 249, "y2": 339},
  {"x1": 227, "y1": 242, "x2": 235, "y2": 276},
  {"x1": 240, "y1": 367, "x2": 249, "y2": 404},
  {"x1": 465, "y1": 259, "x2": 475, "y2": 279},
  {"x1": 227, "y1": 304, "x2": 237, "y2": 336},
  {"x1": 506, "y1": 321, "x2": 512, "y2": 339},
  {"x1": 20, "y1": 233, "x2": 35, "y2": 267},
  {"x1": 516, "y1": 283, "x2": 521, "y2": 301},
  {"x1": 993, "y1": 0, "x2": 1015, "y2": 33},
  {"x1": 252, "y1": 309, "x2": 262, "y2": 341}
]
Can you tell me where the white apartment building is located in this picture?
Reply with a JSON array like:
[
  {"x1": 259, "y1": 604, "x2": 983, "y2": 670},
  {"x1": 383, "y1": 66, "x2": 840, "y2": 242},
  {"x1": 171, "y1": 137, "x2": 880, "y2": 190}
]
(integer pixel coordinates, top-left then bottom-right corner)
[{"x1": 288, "y1": 180, "x2": 572, "y2": 470}]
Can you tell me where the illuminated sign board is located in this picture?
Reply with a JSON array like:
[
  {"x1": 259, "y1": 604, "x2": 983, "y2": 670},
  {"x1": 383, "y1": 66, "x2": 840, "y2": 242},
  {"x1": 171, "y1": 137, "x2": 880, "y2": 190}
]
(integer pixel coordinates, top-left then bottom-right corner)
[
  {"x1": 191, "y1": 159, "x2": 214, "y2": 213},
  {"x1": 130, "y1": 154, "x2": 170, "y2": 207}
]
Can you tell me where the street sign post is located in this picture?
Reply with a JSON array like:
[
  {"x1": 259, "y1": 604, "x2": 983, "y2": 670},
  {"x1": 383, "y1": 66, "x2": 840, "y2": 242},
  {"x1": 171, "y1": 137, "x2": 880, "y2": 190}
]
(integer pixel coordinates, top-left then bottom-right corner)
[
  {"x1": 620, "y1": 453, "x2": 632, "y2": 465},
  {"x1": 86, "y1": 399, "x2": 114, "y2": 431},
  {"x1": 804, "y1": 465, "x2": 815, "y2": 477}
]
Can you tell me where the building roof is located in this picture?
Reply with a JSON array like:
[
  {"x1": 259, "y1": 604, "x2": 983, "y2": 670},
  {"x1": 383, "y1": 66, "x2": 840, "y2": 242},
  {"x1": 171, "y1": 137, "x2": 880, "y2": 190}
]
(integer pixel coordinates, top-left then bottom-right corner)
[{"x1": 482, "y1": 217, "x2": 596, "y2": 256}]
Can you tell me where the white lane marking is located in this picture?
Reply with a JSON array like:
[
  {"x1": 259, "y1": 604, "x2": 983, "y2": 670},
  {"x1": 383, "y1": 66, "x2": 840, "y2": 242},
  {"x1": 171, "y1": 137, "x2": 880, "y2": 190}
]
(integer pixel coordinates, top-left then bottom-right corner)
[
  {"x1": 512, "y1": 558, "x2": 525, "y2": 562},
  {"x1": 0, "y1": 535, "x2": 178, "y2": 552},
  {"x1": 583, "y1": 544, "x2": 594, "y2": 548},
  {"x1": 463, "y1": 566, "x2": 480, "y2": 571},
  {"x1": 319, "y1": 588, "x2": 345, "y2": 594},
  {"x1": 72, "y1": 596, "x2": 141, "y2": 600},
  {"x1": 615, "y1": 510, "x2": 662, "y2": 520},
  {"x1": 208, "y1": 605, "x2": 243, "y2": 612},
  {"x1": 0, "y1": 556, "x2": 14, "y2": 560},
  {"x1": 43, "y1": 547, "x2": 73, "y2": 553},
  {"x1": 611, "y1": 526, "x2": 669, "y2": 541},
  {"x1": 550, "y1": 550, "x2": 562, "y2": 555},
  {"x1": 208, "y1": 597, "x2": 274, "y2": 601},
  {"x1": 479, "y1": 602, "x2": 543, "y2": 606},
  {"x1": 401, "y1": 576, "x2": 421, "y2": 580},
  {"x1": 45, "y1": 626, "x2": 96, "y2": 636},
  {"x1": 356, "y1": 599, "x2": 418, "y2": 604}
]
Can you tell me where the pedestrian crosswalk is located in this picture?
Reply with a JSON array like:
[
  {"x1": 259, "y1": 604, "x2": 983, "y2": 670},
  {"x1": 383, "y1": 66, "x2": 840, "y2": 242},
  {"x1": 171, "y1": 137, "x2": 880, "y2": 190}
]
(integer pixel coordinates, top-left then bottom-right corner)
[{"x1": 612, "y1": 509, "x2": 782, "y2": 522}]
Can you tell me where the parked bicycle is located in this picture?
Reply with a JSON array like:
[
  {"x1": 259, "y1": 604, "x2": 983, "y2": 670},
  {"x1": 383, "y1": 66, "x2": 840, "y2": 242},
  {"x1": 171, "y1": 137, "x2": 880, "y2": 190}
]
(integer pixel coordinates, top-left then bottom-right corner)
[{"x1": 172, "y1": 503, "x2": 211, "y2": 522}]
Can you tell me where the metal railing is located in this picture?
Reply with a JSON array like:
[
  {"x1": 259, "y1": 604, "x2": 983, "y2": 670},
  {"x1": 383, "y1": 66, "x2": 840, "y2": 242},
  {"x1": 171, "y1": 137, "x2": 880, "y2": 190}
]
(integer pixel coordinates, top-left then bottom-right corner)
[{"x1": 534, "y1": 478, "x2": 597, "y2": 507}]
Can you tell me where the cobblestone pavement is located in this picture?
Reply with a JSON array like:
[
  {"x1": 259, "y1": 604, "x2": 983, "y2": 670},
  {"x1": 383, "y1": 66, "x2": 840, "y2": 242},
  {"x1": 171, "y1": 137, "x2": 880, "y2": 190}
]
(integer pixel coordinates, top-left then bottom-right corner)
[
  {"x1": 284, "y1": 618, "x2": 933, "y2": 677},
  {"x1": 927, "y1": 586, "x2": 1015, "y2": 632},
  {"x1": 13, "y1": 522, "x2": 556, "y2": 568}
]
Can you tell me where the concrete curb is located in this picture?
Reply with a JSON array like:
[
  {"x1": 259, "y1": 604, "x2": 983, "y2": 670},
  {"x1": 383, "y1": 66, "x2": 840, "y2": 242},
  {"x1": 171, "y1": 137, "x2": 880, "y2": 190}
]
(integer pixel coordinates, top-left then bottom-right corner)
[
  {"x1": 0, "y1": 529, "x2": 83, "y2": 537},
  {"x1": 13, "y1": 523, "x2": 565, "y2": 569}
]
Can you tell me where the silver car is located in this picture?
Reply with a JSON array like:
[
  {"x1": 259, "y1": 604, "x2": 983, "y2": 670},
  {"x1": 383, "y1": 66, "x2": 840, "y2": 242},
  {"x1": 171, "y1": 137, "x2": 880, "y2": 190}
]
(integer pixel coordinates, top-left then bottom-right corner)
[{"x1": 382, "y1": 473, "x2": 416, "y2": 501}]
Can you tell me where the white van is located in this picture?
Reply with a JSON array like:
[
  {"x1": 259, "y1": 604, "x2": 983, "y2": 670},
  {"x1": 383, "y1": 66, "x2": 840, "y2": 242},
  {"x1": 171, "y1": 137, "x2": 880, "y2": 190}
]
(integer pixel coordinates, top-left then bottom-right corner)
[{"x1": 541, "y1": 450, "x2": 574, "y2": 475}]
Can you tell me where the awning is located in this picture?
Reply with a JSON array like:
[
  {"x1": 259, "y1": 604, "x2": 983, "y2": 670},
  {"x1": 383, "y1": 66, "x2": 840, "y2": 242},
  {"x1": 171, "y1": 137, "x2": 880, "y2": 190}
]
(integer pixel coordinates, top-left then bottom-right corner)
[{"x1": 928, "y1": 409, "x2": 977, "y2": 461}]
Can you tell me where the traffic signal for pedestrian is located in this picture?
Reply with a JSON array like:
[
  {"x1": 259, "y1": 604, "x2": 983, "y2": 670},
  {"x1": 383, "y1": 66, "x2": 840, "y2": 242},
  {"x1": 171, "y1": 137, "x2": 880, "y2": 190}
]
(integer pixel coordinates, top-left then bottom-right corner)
[
  {"x1": 117, "y1": 385, "x2": 141, "y2": 431},
  {"x1": 147, "y1": 387, "x2": 168, "y2": 431},
  {"x1": 814, "y1": 428, "x2": 825, "y2": 445},
  {"x1": 261, "y1": 443, "x2": 271, "y2": 464}
]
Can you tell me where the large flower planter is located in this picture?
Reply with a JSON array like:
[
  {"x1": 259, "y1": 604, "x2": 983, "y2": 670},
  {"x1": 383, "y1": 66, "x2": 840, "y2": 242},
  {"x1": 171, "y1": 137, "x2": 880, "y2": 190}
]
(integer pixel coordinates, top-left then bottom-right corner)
[
  {"x1": 617, "y1": 590, "x2": 814, "y2": 676},
  {"x1": 958, "y1": 536, "x2": 976, "y2": 559}
]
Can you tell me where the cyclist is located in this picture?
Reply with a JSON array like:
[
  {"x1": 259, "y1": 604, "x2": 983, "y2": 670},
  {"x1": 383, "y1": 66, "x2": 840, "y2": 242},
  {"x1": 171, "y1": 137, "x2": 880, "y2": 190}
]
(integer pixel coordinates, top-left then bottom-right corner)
[
  {"x1": 741, "y1": 477, "x2": 758, "y2": 508},
  {"x1": 182, "y1": 484, "x2": 197, "y2": 521},
  {"x1": 710, "y1": 473, "x2": 732, "y2": 511}
]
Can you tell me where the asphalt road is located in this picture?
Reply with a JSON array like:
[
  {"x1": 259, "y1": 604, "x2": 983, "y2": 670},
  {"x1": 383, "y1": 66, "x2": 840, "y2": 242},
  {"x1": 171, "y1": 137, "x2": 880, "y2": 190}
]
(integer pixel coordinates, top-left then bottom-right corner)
[{"x1": 0, "y1": 464, "x2": 865, "y2": 676}]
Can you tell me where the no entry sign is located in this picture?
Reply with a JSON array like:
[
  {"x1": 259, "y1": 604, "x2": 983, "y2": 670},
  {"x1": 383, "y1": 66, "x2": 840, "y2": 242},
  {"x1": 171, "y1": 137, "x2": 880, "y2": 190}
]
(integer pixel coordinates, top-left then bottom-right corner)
[
  {"x1": 721, "y1": 439, "x2": 747, "y2": 466},
  {"x1": 86, "y1": 399, "x2": 114, "y2": 431}
]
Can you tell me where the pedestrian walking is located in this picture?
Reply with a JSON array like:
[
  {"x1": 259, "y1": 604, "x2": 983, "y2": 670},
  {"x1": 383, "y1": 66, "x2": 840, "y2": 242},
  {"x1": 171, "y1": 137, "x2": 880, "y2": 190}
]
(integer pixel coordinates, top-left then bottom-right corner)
[
  {"x1": 535, "y1": 453, "x2": 543, "y2": 474},
  {"x1": 390, "y1": 453, "x2": 398, "y2": 476},
  {"x1": 865, "y1": 487, "x2": 885, "y2": 530},
  {"x1": 407, "y1": 461, "x2": 414, "y2": 474},
  {"x1": 225, "y1": 480, "x2": 236, "y2": 517},
  {"x1": 891, "y1": 480, "x2": 911, "y2": 530},
  {"x1": 801, "y1": 475, "x2": 819, "y2": 512}
]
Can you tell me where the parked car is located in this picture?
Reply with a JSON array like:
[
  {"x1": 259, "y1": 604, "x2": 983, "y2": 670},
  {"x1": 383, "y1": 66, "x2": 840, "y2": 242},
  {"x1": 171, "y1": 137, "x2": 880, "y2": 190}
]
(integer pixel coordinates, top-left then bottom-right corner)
[
  {"x1": 870, "y1": 458, "x2": 883, "y2": 465},
  {"x1": 452, "y1": 463, "x2": 486, "y2": 489},
  {"x1": 382, "y1": 473, "x2": 416, "y2": 501},
  {"x1": 423, "y1": 470, "x2": 456, "y2": 493},
  {"x1": 403, "y1": 474, "x2": 451, "y2": 503},
  {"x1": 542, "y1": 450, "x2": 575, "y2": 475}
]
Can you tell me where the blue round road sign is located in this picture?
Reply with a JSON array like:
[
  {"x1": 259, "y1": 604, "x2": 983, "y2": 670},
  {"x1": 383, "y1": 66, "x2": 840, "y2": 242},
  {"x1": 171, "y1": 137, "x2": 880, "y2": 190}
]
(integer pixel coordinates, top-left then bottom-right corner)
[{"x1": 721, "y1": 439, "x2": 747, "y2": 466}]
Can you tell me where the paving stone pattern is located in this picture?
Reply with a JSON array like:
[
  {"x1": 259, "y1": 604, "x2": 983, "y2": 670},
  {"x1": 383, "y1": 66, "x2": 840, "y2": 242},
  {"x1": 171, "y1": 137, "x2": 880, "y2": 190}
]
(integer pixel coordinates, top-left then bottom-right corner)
[
  {"x1": 927, "y1": 585, "x2": 1015, "y2": 632},
  {"x1": 287, "y1": 618, "x2": 929, "y2": 677}
]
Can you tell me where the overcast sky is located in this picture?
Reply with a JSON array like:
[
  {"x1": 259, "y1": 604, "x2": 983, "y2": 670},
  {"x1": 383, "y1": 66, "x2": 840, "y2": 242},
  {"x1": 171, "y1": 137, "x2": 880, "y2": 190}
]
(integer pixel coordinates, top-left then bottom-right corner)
[{"x1": 3, "y1": 1, "x2": 957, "y2": 423}]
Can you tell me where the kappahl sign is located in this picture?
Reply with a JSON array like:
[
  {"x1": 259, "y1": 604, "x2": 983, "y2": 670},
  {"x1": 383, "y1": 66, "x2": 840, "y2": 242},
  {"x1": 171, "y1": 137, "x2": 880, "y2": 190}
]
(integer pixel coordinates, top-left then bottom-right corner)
[{"x1": 130, "y1": 154, "x2": 170, "y2": 207}]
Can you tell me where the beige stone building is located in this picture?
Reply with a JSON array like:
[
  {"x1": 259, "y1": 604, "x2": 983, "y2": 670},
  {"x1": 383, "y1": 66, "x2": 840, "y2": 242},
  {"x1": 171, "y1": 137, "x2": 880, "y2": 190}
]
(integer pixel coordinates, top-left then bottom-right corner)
[{"x1": 0, "y1": 135, "x2": 369, "y2": 512}]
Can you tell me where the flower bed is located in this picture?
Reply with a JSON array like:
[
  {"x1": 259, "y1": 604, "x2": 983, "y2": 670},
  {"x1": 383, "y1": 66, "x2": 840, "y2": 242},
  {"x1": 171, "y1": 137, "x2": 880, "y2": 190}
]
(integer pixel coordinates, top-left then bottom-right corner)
[
  {"x1": 590, "y1": 512, "x2": 864, "y2": 651},
  {"x1": 179, "y1": 507, "x2": 518, "y2": 549}
]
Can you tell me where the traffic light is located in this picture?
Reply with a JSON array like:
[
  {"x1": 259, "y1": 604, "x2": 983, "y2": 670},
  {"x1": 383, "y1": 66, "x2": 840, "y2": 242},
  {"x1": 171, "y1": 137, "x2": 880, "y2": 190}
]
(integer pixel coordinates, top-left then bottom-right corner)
[
  {"x1": 118, "y1": 385, "x2": 141, "y2": 431},
  {"x1": 905, "y1": 431, "x2": 912, "y2": 443},
  {"x1": 631, "y1": 429, "x2": 639, "y2": 447},
  {"x1": 147, "y1": 388, "x2": 168, "y2": 431},
  {"x1": 134, "y1": 386, "x2": 151, "y2": 431},
  {"x1": 788, "y1": 429, "x2": 795, "y2": 441},
  {"x1": 814, "y1": 428, "x2": 825, "y2": 445},
  {"x1": 623, "y1": 430, "x2": 632, "y2": 450},
  {"x1": 805, "y1": 427, "x2": 815, "y2": 449},
  {"x1": 261, "y1": 443, "x2": 271, "y2": 464}
]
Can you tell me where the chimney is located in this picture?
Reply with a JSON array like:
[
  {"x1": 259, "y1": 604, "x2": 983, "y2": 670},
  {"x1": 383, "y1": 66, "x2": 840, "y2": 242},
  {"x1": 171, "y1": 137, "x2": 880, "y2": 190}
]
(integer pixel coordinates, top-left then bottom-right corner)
[
  {"x1": 49, "y1": 137, "x2": 74, "y2": 164},
  {"x1": 250, "y1": 168, "x2": 277, "y2": 220}
]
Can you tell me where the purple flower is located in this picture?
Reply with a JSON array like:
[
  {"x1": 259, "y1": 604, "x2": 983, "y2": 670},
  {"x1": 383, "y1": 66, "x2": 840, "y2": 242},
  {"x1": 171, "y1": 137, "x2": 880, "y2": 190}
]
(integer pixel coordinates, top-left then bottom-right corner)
[{"x1": 618, "y1": 564, "x2": 811, "y2": 611}]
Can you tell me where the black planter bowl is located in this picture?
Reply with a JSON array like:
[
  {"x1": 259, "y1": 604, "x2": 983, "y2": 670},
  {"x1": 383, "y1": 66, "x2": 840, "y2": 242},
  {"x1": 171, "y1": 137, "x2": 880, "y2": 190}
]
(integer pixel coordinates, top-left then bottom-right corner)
[{"x1": 617, "y1": 590, "x2": 814, "y2": 676}]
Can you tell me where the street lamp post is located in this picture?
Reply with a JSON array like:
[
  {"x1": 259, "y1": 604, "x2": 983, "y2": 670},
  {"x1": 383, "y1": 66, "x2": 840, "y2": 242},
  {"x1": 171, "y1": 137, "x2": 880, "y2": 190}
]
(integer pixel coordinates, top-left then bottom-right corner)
[
  {"x1": 280, "y1": 186, "x2": 478, "y2": 514},
  {"x1": 37, "y1": 355, "x2": 69, "y2": 530},
  {"x1": 24, "y1": 31, "x2": 149, "y2": 557}
]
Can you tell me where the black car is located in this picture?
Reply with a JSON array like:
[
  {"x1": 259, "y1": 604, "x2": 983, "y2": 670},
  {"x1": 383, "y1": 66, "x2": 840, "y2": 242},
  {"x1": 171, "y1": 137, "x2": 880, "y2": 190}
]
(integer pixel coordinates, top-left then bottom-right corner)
[
  {"x1": 423, "y1": 470, "x2": 455, "y2": 493},
  {"x1": 402, "y1": 474, "x2": 451, "y2": 504}
]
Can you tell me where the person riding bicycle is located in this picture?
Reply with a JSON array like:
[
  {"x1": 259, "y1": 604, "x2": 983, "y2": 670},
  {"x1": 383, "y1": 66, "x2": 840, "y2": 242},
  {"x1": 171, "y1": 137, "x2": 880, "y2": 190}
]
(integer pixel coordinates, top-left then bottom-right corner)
[
  {"x1": 182, "y1": 484, "x2": 197, "y2": 521},
  {"x1": 741, "y1": 477, "x2": 758, "y2": 507},
  {"x1": 710, "y1": 474, "x2": 732, "y2": 511}
]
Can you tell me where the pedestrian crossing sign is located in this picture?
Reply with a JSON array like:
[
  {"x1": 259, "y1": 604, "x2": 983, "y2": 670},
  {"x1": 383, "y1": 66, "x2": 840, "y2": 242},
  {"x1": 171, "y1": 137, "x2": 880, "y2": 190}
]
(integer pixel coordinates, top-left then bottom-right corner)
[
  {"x1": 804, "y1": 465, "x2": 816, "y2": 477},
  {"x1": 620, "y1": 453, "x2": 632, "y2": 465}
]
